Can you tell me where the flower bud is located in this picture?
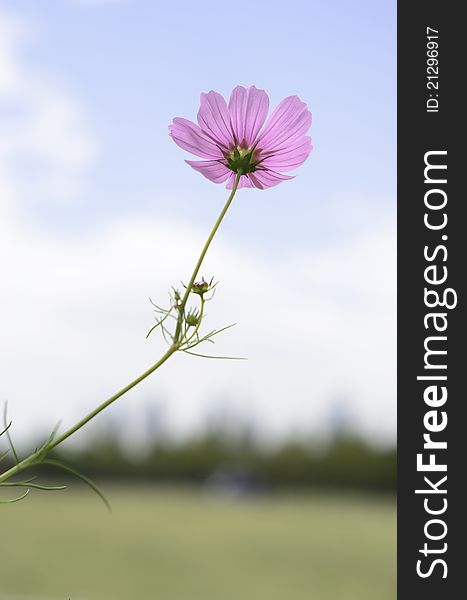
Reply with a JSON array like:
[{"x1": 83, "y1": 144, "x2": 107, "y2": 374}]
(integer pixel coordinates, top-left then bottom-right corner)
[
  {"x1": 186, "y1": 311, "x2": 200, "y2": 327},
  {"x1": 191, "y1": 277, "x2": 213, "y2": 296}
]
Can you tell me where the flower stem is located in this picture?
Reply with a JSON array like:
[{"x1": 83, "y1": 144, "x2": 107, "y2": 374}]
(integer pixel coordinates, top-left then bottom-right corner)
[
  {"x1": 173, "y1": 171, "x2": 242, "y2": 345},
  {"x1": 0, "y1": 172, "x2": 242, "y2": 485}
]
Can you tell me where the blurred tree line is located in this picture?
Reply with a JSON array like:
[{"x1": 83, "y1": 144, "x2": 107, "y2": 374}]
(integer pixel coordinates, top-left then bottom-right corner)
[{"x1": 32, "y1": 426, "x2": 396, "y2": 493}]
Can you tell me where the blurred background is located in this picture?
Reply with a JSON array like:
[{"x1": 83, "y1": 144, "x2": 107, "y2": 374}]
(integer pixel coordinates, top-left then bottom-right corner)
[{"x1": 0, "y1": 0, "x2": 396, "y2": 598}]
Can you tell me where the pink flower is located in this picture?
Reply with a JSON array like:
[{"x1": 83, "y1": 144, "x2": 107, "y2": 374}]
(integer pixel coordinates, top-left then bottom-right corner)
[{"x1": 169, "y1": 85, "x2": 312, "y2": 190}]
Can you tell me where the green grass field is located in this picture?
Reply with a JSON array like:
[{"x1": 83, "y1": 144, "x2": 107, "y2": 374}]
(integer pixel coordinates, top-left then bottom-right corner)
[{"x1": 0, "y1": 486, "x2": 395, "y2": 600}]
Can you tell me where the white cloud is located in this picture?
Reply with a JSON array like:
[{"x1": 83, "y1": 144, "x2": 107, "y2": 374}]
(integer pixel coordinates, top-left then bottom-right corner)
[
  {"x1": 0, "y1": 9, "x2": 99, "y2": 215},
  {"x1": 0, "y1": 208, "x2": 396, "y2": 446}
]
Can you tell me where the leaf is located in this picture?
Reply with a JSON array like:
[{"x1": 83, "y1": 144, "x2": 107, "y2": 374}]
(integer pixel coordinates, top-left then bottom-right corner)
[
  {"x1": 146, "y1": 310, "x2": 172, "y2": 339},
  {"x1": 0, "y1": 421, "x2": 12, "y2": 438},
  {"x1": 182, "y1": 350, "x2": 247, "y2": 360},
  {"x1": 34, "y1": 421, "x2": 62, "y2": 460},
  {"x1": 0, "y1": 480, "x2": 67, "y2": 491},
  {"x1": 43, "y1": 459, "x2": 111, "y2": 512},
  {"x1": 0, "y1": 489, "x2": 30, "y2": 504},
  {"x1": 2, "y1": 402, "x2": 19, "y2": 464}
]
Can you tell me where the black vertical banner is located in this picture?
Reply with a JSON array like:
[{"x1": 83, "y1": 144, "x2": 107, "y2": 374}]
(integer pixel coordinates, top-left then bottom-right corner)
[{"x1": 398, "y1": 2, "x2": 464, "y2": 598}]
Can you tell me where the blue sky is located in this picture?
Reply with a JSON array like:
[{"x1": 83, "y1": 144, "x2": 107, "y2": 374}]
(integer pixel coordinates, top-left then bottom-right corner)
[
  {"x1": 0, "y1": 0, "x2": 396, "y2": 444},
  {"x1": 9, "y1": 0, "x2": 396, "y2": 243}
]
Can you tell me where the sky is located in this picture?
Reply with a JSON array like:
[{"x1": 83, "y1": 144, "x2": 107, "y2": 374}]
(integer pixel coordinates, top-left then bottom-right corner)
[{"x1": 0, "y1": 0, "x2": 396, "y2": 447}]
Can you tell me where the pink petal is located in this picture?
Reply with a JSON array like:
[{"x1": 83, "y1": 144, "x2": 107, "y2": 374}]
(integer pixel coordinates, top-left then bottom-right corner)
[
  {"x1": 249, "y1": 169, "x2": 295, "y2": 189},
  {"x1": 226, "y1": 172, "x2": 255, "y2": 189},
  {"x1": 260, "y1": 137, "x2": 313, "y2": 172},
  {"x1": 256, "y1": 96, "x2": 312, "y2": 152},
  {"x1": 169, "y1": 118, "x2": 224, "y2": 159},
  {"x1": 228, "y1": 85, "x2": 269, "y2": 147},
  {"x1": 185, "y1": 160, "x2": 230, "y2": 183},
  {"x1": 197, "y1": 91, "x2": 233, "y2": 148}
]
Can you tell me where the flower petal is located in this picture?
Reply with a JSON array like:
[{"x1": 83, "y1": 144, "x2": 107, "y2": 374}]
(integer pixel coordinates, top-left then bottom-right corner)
[
  {"x1": 256, "y1": 96, "x2": 312, "y2": 152},
  {"x1": 185, "y1": 160, "x2": 230, "y2": 183},
  {"x1": 249, "y1": 169, "x2": 294, "y2": 189},
  {"x1": 169, "y1": 118, "x2": 223, "y2": 159},
  {"x1": 260, "y1": 136, "x2": 313, "y2": 172},
  {"x1": 228, "y1": 85, "x2": 269, "y2": 147},
  {"x1": 197, "y1": 91, "x2": 233, "y2": 148},
  {"x1": 226, "y1": 172, "x2": 255, "y2": 189}
]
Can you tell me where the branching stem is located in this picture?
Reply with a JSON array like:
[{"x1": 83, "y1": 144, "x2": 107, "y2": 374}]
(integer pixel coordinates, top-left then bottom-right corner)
[{"x1": 0, "y1": 171, "x2": 242, "y2": 486}]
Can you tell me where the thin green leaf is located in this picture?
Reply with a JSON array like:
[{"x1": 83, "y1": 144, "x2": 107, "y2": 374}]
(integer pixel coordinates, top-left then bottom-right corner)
[
  {"x1": 43, "y1": 459, "x2": 111, "y2": 512},
  {"x1": 0, "y1": 476, "x2": 36, "y2": 484},
  {"x1": 203, "y1": 323, "x2": 237, "y2": 339},
  {"x1": 35, "y1": 421, "x2": 61, "y2": 459},
  {"x1": 161, "y1": 323, "x2": 174, "y2": 345},
  {"x1": 186, "y1": 336, "x2": 214, "y2": 350},
  {"x1": 0, "y1": 481, "x2": 66, "y2": 491},
  {"x1": 149, "y1": 298, "x2": 171, "y2": 313},
  {"x1": 185, "y1": 324, "x2": 237, "y2": 351},
  {"x1": 146, "y1": 314, "x2": 169, "y2": 339},
  {"x1": 182, "y1": 350, "x2": 247, "y2": 360},
  {"x1": 0, "y1": 489, "x2": 30, "y2": 504},
  {"x1": 203, "y1": 286, "x2": 218, "y2": 302},
  {"x1": 0, "y1": 421, "x2": 12, "y2": 437},
  {"x1": 188, "y1": 323, "x2": 237, "y2": 349},
  {"x1": 3, "y1": 402, "x2": 19, "y2": 464}
]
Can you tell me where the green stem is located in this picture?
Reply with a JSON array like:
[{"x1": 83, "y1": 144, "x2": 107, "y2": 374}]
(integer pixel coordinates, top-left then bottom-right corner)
[
  {"x1": 50, "y1": 346, "x2": 176, "y2": 451},
  {"x1": 0, "y1": 172, "x2": 242, "y2": 485},
  {"x1": 173, "y1": 172, "x2": 242, "y2": 344},
  {"x1": 183, "y1": 297, "x2": 205, "y2": 347}
]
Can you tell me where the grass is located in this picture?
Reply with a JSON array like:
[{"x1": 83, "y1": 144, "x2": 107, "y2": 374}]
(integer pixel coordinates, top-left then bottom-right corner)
[{"x1": 0, "y1": 486, "x2": 395, "y2": 600}]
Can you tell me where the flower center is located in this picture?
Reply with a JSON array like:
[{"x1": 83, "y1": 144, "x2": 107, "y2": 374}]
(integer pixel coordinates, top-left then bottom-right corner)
[{"x1": 225, "y1": 145, "x2": 259, "y2": 174}]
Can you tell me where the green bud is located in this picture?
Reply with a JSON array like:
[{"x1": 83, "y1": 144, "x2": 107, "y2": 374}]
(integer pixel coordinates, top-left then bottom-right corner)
[
  {"x1": 191, "y1": 277, "x2": 213, "y2": 296},
  {"x1": 186, "y1": 311, "x2": 200, "y2": 327}
]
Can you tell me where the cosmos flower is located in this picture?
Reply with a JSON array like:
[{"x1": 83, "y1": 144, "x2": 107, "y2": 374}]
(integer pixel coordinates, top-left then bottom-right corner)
[{"x1": 169, "y1": 85, "x2": 312, "y2": 189}]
